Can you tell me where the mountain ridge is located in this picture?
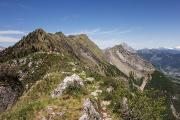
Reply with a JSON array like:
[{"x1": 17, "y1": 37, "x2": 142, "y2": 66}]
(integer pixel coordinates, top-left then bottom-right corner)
[{"x1": 0, "y1": 28, "x2": 178, "y2": 120}]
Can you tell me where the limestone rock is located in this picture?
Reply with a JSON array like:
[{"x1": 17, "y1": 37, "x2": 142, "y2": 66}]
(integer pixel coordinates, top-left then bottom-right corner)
[
  {"x1": 51, "y1": 74, "x2": 84, "y2": 98},
  {"x1": 0, "y1": 86, "x2": 18, "y2": 112},
  {"x1": 79, "y1": 98, "x2": 102, "y2": 120},
  {"x1": 85, "y1": 77, "x2": 95, "y2": 83},
  {"x1": 104, "y1": 44, "x2": 155, "y2": 79}
]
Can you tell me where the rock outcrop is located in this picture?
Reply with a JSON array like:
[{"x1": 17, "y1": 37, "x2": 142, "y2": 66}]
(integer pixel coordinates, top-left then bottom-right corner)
[
  {"x1": 37, "y1": 106, "x2": 65, "y2": 120},
  {"x1": 0, "y1": 64, "x2": 23, "y2": 112},
  {"x1": 79, "y1": 98, "x2": 102, "y2": 120},
  {"x1": 51, "y1": 74, "x2": 84, "y2": 98},
  {"x1": 0, "y1": 86, "x2": 18, "y2": 112},
  {"x1": 170, "y1": 103, "x2": 180, "y2": 119}
]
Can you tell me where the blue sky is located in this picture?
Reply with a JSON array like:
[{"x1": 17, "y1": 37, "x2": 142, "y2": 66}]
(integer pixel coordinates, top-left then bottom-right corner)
[{"x1": 0, "y1": 0, "x2": 180, "y2": 49}]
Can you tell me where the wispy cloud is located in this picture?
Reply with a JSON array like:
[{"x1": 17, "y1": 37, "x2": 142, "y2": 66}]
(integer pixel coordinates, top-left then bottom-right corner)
[
  {"x1": 68, "y1": 28, "x2": 100, "y2": 35},
  {"x1": 67, "y1": 28, "x2": 132, "y2": 36},
  {"x1": 0, "y1": 30, "x2": 25, "y2": 35},
  {"x1": 0, "y1": 36, "x2": 19, "y2": 42},
  {"x1": 0, "y1": 30, "x2": 25, "y2": 43}
]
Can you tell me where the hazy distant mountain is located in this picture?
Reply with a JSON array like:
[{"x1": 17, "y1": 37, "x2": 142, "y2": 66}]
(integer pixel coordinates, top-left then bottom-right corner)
[
  {"x1": 137, "y1": 48, "x2": 180, "y2": 78},
  {"x1": 0, "y1": 46, "x2": 5, "y2": 51}
]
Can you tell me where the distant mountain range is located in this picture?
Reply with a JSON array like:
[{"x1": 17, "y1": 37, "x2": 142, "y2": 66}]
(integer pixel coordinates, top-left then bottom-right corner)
[
  {"x1": 137, "y1": 48, "x2": 180, "y2": 79},
  {"x1": 0, "y1": 46, "x2": 5, "y2": 51}
]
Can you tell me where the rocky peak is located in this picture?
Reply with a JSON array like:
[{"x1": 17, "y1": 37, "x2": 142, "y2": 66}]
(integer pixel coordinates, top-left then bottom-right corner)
[
  {"x1": 18, "y1": 28, "x2": 48, "y2": 45},
  {"x1": 33, "y1": 28, "x2": 46, "y2": 34},
  {"x1": 55, "y1": 32, "x2": 66, "y2": 38},
  {"x1": 104, "y1": 44, "x2": 156, "y2": 91},
  {"x1": 79, "y1": 98, "x2": 102, "y2": 120},
  {"x1": 26, "y1": 28, "x2": 47, "y2": 39},
  {"x1": 105, "y1": 44, "x2": 155, "y2": 78},
  {"x1": 121, "y1": 42, "x2": 137, "y2": 53}
]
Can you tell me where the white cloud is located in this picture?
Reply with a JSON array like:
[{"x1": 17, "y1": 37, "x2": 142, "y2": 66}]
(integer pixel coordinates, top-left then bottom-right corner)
[
  {"x1": 70, "y1": 26, "x2": 144, "y2": 36},
  {"x1": 67, "y1": 28, "x2": 132, "y2": 36},
  {"x1": 67, "y1": 28, "x2": 100, "y2": 35},
  {"x1": 0, "y1": 30, "x2": 24, "y2": 35},
  {"x1": 0, "y1": 30, "x2": 24, "y2": 43},
  {"x1": 0, "y1": 36, "x2": 19, "y2": 42}
]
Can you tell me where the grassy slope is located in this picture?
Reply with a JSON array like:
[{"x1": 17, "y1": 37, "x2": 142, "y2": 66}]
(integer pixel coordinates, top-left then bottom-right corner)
[
  {"x1": 0, "y1": 51, "x2": 82, "y2": 119},
  {"x1": 68, "y1": 34, "x2": 104, "y2": 60},
  {"x1": 0, "y1": 48, "x2": 126, "y2": 120},
  {"x1": 0, "y1": 52, "x2": 172, "y2": 120},
  {"x1": 99, "y1": 76, "x2": 169, "y2": 120}
]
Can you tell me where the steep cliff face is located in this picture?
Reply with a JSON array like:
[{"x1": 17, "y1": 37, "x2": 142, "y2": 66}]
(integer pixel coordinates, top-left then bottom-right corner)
[
  {"x1": 0, "y1": 64, "x2": 24, "y2": 112},
  {"x1": 105, "y1": 44, "x2": 155, "y2": 79},
  {"x1": 0, "y1": 86, "x2": 20, "y2": 112}
]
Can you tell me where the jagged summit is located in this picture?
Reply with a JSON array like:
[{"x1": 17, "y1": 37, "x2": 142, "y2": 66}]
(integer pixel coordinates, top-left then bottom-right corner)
[
  {"x1": 120, "y1": 42, "x2": 136, "y2": 53},
  {"x1": 109, "y1": 42, "x2": 136, "y2": 54},
  {"x1": 0, "y1": 29, "x2": 71, "y2": 62},
  {"x1": 33, "y1": 28, "x2": 46, "y2": 33},
  {"x1": 26, "y1": 28, "x2": 48, "y2": 39},
  {"x1": 0, "y1": 29, "x2": 104, "y2": 67},
  {"x1": 55, "y1": 31, "x2": 66, "y2": 38}
]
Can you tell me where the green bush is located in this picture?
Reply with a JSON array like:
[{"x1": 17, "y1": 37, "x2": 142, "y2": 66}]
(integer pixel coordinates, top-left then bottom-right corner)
[{"x1": 100, "y1": 76, "x2": 168, "y2": 120}]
